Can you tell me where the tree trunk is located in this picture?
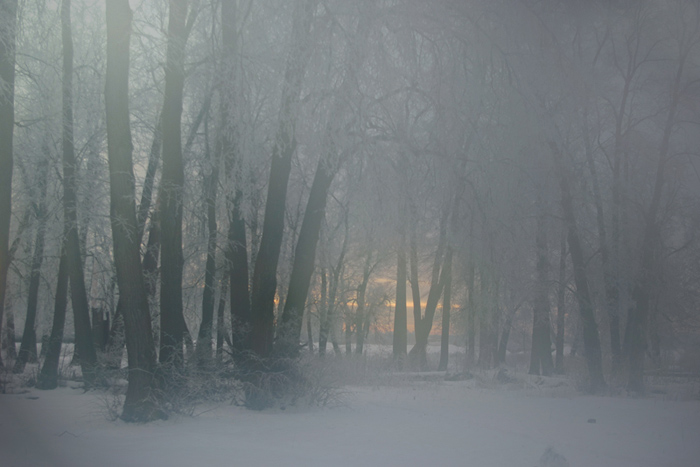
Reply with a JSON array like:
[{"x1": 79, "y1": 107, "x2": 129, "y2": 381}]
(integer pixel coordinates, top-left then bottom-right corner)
[
  {"x1": 13, "y1": 155, "x2": 49, "y2": 372},
  {"x1": 497, "y1": 302, "x2": 519, "y2": 366},
  {"x1": 409, "y1": 209, "x2": 448, "y2": 371},
  {"x1": 216, "y1": 270, "x2": 229, "y2": 363},
  {"x1": 105, "y1": 0, "x2": 161, "y2": 422},
  {"x1": 36, "y1": 247, "x2": 69, "y2": 389},
  {"x1": 276, "y1": 158, "x2": 335, "y2": 358},
  {"x1": 353, "y1": 252, "x2": 373, "y2": 356},
  {"x1": 61, "y1": 0, "x2": 97, "y2": 384},
  {"x1": 551, "y1": 142, "x2": 605, "y2": 392},
  {"x1": 306, "y1": 306, "x2": 314, "y2": 354},
  {"x1": 528, "y1": 205, "x2": 553, "y2": 376},
  {"x1": 3, "y1": 306, "x2": 15, "y2": 360},
  {"x1": 159, "y1": 0, "x2": 190, "y2": 370},
  {"x1": 623, "y1": 41, "x2": 686, "y2": 394},
  {"x1": 13, "y1": 145, "x2": 49, "y2": 372},
  {"x1": 583, "y1": 107, "x2": 621, "y2": 373},
  {"x1": 195, "y1": 115, "x2": 219, "y2": 369},
  {"x1": 465, "y1": 261, "x2": 476, "y2": 368},
  {"x1": 437, "y1": 247, "x2": 452, "y2": 371},
  {"x1": 554, "y1": 229, "x2": 567, "y2": 374},
  {"x1": 320, "y1": 217, "x2": 348, "y2": 356},
  {"x1": 249, "y1": 0, "x2": 317, "y2": 358},
  {"x1": 392, "y1": 230, "x2": 407, "y2": 365},
  {"x1": 0, "y1": 0, "x2": 18, "y2": 369}
]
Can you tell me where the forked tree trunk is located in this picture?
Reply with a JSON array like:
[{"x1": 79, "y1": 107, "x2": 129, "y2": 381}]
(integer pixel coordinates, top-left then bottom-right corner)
[
  {"x1": 551, "y1": 142, "x2": 605, "y2": 393},
  {"x1": 105, "y1": 0, "x2": 161, "y2": 422},
  {"x1": 61, "y1": 0, "x2": 97, "y2": 384},
  {"x1": 13, "y1": 153, "x2": 49, "y2": 372},
  {"x1": 250, "y1": 0, "x2": 317, "y2": 358},
  {"x1": 623, "y1": 39, "x2": 686, "y2": 393},
  {"x1": 409, "y1": 209, "x2": 449, "y2": 371},
  {"x1": 275, "y1": 159, "x2": 335, "y2": 358},
  {"x1": 0, "y1": 0, "x2": 19, "y2": 369}
]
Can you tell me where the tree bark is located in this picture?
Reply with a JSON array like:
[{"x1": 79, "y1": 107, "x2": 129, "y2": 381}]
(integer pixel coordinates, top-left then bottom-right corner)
[
  {"x1": 554, "y1": 229, "x2": 567, "y2": 374},
  {"x1": 159, "y1": 0, "x2": 190, "y2": 370},
  {"x1": 319, "y1": 217, "x2": 348, "y2": 356},
  {"x1": 465, "y1": 261, "x2": 476, "y2": 368},
  {"x1": 528, "y1": 204, "x2": 553, "y2": 376},
  {"x1": 623, "y1": 37, "x2": 687, "y2": 394},
  {"x1": 250, "y1": 0, "x2": 317, "y2": 358},
  {"x1": 13, "y1": 152, "x2": 49, "y2": 373},
  {"x1": 409, "y1": 209, "x2": 448, "y2": 371},
  {"x1": 36, "y1": 247, "x2": 69, "y2": 389},
  {"x1": 195, "y1": 113, "x2": 219, "y2": 368},
  {"x1": 437, "y1": 247, "x2": 452, "y2": 371},
  {"x1": 551, "y1": 142, "x2": 605, "y2": 392},
  {"x1": 392, "y1": 230, "x2": 407, "y2": 365},
  {"x1": 105, "y1": 0, "x2": 161, "y2": 422},
  {"x1": 0, "y1": 0, "x2": 18, "y2": 369},
  {"x1": 61, "y1": 0, "x2": 97, "y2": 384},
  {"x1": 276, "y1": 159, "x2": 336, "y2": 358},
  {"x1": 215, "y1": 270, "x2": 229, "y2": 363},
  {"x1": 583, "y1": 106, "x2": 621, "y2": 373}
]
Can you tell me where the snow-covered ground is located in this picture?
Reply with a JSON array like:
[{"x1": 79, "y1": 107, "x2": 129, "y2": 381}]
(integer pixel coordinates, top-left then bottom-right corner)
[{"x1": 2, "y1": 368, "x2": 699, "y2": 467}]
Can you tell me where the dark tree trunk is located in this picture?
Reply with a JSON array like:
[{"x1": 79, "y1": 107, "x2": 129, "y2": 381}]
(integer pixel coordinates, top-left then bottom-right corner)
[
  {"x1": 228, "y1": 193, "x2": 251, "y2": 358},
  {"x1": 13, "y1": 158, "x2": 49, "y2": 372},
  {"x1": 216, "y1": 270, "x2": 229, "y2": 363},
  {"x1": 105, "y1": 0, "x2": 161, "y2": 422},
  {"x1": 551, "y1": 142, "x2": 605, "y2": 393},
  {"x1": 216, "y1": 0, "x2": 252, "y2": 364},
  {"x1": 250, "y1": 0, "x2": 316, "y2": 358},
  {"x1": 353, "y1": 252, "x2": 374, "y2": 356},
  {"x1": 583, "y1": 108, "x2": 621, "y2": 373},
  {"x1": 623, "y1": 43, "x2": 685, "y2": 394},
  {"x1": 529, "y1": 205, "x2": 554, "y2": 376},
  {"x1": 319, "y1": 217, "x2": 348, "y2": 356},
  {"x1": 136, "y1": 114, "x2": 162, "y2": 243},
  {"x1": 3, "y1": 307, "x2": 15, "y2": 360},
  {"x1": 37, "y1": 247, "x2": 69, "y2": 389},
  {"x1": 159, "y1": 0, "x2": 190, "y2": 370},
  {"x1": 392, "y1": 231, "x2": 407, "y2": 365},
  {"x1": 409, "y1": 209, "x2": 448, "y2": 371},
  {"x1": 554, "y1": 229, "x2": 567, "y2": 374},
  {"x1": 0, "y1": 0, "x2": 18, "y2": 369},
  {"x1": 438, "y1": 247, "x2": 452, "y2": 371},
  {"x1": 195, "y1": 117, "x2": 219, "y2": 368},
  {"x1": 276, "y1": 158, "x2": 336, "y2": 358},
  {"x1": 465, "y1": 261, "x2": 476, "y2": 368},
  {"x1": 61, "y1": 0, "x2": 97, "y2": 384},
  {"x1": 306, "y1": 307, "x2": 314, "y2": 354},
  {"x1": 497, "y1": 301, "x2": 520, "y2": 366}
]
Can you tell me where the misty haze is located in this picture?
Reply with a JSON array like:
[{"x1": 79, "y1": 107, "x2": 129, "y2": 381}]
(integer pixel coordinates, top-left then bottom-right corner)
[{"x1": 1, "y1": 0, "x2": 699, "y2": 466}]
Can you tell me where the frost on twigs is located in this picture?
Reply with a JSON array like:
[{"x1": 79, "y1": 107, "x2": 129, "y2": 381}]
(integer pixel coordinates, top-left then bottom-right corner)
[{"x1": 239, "y1": 354, "x2": 345, "y2": 411}]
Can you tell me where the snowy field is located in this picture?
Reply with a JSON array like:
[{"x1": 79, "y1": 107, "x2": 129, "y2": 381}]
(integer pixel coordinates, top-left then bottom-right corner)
[{"x1": 2, "y1": 366, "x2": 700, "y2": 467}]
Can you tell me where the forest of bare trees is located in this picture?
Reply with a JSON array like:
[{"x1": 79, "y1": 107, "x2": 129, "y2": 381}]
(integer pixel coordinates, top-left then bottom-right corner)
[{"x1": 0, "y1": 0, "x2": 699, "y2": 422}]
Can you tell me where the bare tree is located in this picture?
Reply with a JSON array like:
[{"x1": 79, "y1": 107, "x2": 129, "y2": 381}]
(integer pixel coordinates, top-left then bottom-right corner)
[{"x1": 105, "y1": 0, "x2": 161, "y2": 422}]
